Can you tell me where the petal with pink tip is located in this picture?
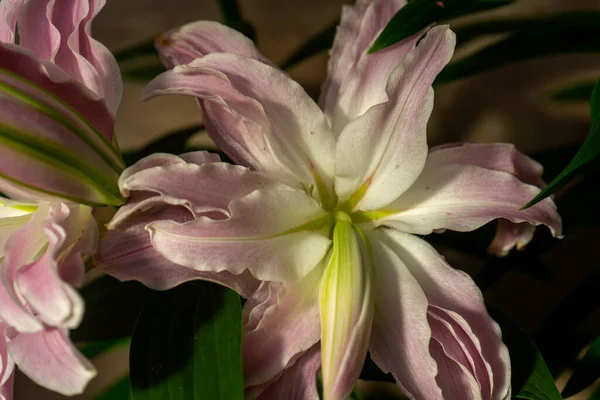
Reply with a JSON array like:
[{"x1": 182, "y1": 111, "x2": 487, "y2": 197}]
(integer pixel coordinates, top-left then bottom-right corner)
[
  {"x1": 156, "y1": 20, "x2": 272, "y2": 69},
  {"x1": 335, "y1": 26, "x2": 456, "y2": 212},
  {"x1": 427, "y1": 142, "x2": 548, "y2": 255},
  {"x1": 7, "y1": 327, "x2": 96, "y2": 395},
  {"x1": 321, "y1": 0, "x2": 424, "y2": 134},
  {"x1": 251, "y1": 345, "x2": 321, "y2": 400},
  {"x1": 374, "y1": 230, "x2": 511, "y2": 399},
  {"x1": 0, "y1": 322, "x2": 15, "y2": 400},
  {"x1": 18, "y1": 0, "x2": 122, "y2": 116},
  {"x1": 368, "y1": 230, "x2": 443, "y2": 400},
  {"x1": 143, "y1": 53, "x2": 336, "y2": 196},
  {"x1": 148, "y1": 187, "x2": 332, "y2": 282},
  {"x1": 114, "y1": 152, "x2": 282, "y2": 225},
  {"x1": 99, "y1": 204, "x2": 260, "y2": 297},
  {"x1": 0, "y1": 0, "x2": 24, "y2": 43},
  {"x1": 243, "y1": 261, "x2": 322, "y2": 387},
  {"x1": 368, "y1": 163, "x2": 561, "y2": 238}
]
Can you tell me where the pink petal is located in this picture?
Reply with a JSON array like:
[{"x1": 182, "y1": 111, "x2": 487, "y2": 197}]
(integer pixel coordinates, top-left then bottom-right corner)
[
  {"x1": 368, "y1": 231, "x2": 443, "y2": 400},
  {"x1": 251, "y1": 345, "x2": 321, "y2": 400},
  {"x1": 334, "y1": 26, "x2": 456, "y2": 212},
  {"x1": 0, "y1": 44, "x2": 115, "y2": 143},
  {"x1": 0, "y1": 322, "x2": 15, "y2": 400},
  {"x1": 156, "y1": 20, "x2": 272, "y2": 69},
  {"x1": 321, "y1": 0, "x2": 424, "y2": 134},
  {"x1": 98, "y1": 204, "x2": 260, "y2": 297},
  {"x1": 0, "y1": 0, "x2": 24, "y2": 43},
  {"x1": 375, "y1": 230, "x2": 511, "y2": 399},
  {"x1": 375, "y1": 162, "x2": 562, "y2": 238},
  {"x1": 429, "y1": 339, "x2": 481, "y2": 400},
  {"x1": 15, "y1": 204, "x2": 86, "y2": 330},
  {"x1": 7, "y1": 327, "x2": 96, "y2": 395},
  {"x1": 488, "y1": 220, "x2": 535, "y2": 257},
  {"x1": 428, "y1": 143, "x2": 548, "y2": 256},
  {"x1": 143, "y1": 53, "x2": 336, "y2": 195},
  {"x1": 18, "y1": 0, "x2": 121, "y2": 116},
  {"x1": 243, "y1": 265, "x2": 321, "y2": 387},
  {"x1": 114, "y1": 152, "x2": 282, "y2": 225},
  {"x1": 147, "y1": 183, "x2": 331, "y2": 282}
]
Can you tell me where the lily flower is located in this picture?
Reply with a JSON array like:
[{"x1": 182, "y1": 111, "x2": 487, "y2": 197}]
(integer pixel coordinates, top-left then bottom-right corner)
[
  {"x1": 0, "y1": 0, "x2": 124, "y2": 206},
  {"x1": 0, "y1": 0, "x2": 123, "y2": 396},
  {"x1": 99, "y1": 1, "x2": 562, "y2": 399}
]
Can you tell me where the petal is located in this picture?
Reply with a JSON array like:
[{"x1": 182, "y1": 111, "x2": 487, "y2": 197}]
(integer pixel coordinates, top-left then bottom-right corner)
[
  {"x1": 427, "y1": 143, "x2": 550, "y2": 256},
  {"x1": 368, "y1": 231, "x2": 442, "y2": 400},
  {"x1": 156, "y1": 20, "x2": 272, "y2": 69},
  {"x1": 0, "y1": 323, "x2": 15, "y2": 398},
  {"x1": 0, "y1": 46, "x2": 123, "y2": 205},
  {"x1": 251, "y1": 345, "x2": 321, "y2": 400},
  {"x1": 243, "y1": 262, "x2": 322, "y2": 387},
  {"x1": 113, "y1": 152, "x2": 280, "y2": 226},
  {"x1": 429, "y1": 339, "x2": 482, "y2": 400},
  {"x1": 319, "y1": 218, "x2": 373, "y2": 400},
  {"x1": 427, "y1": 143, "x2": 545, "y2": 188},
  {"x1": 148, "y1": 186, "x2": 332, "y2": 282},
  {"x1": 0, "y1": 0, "x2": 24, "y2": 43},
  {"x1": 18, "y1": 0, "x2": 122, "y2": 116},
  {"x1": 321, "y1": 0, "x2": 422, "y2": 134},
  {"x1": 15, "y1": 203, "x2": 87, "y2": 330},
  {"x1": 143, "y1": 53, "x2": 336, "y2": 198},
  {"x1": 0, "y1": 43, "x2": 116, "y2": 143},
  {"x1": 7, "y1": 327, "x2": 96, "y2": 395},
  {"x1": 374, "y1": 230, "x2": 511, "y2": 399},
  {"x1": 98, "y1": 204, "x2": 260, "y2": 297},
  {"x1": 488, "y1": 220, "x2": 535, "y2": 257},
  {"x1": 367, "y1": 163, "x2": 562, "y2": 237},
  {"x1": 334, "y1": 26, "x2": 456, "y2": 212}
]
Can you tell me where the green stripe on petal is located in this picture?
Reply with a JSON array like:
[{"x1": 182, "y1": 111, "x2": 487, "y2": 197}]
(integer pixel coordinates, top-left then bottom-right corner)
[
  {"x1": 0, "y1": 123, "x2": 123, "y2": 205},
  {"x1": 0, "y1": 69, "x2": 125, "y2": 172},
  {"x1": 319, "y1": 213, "x2": 374, "y2": 400}
]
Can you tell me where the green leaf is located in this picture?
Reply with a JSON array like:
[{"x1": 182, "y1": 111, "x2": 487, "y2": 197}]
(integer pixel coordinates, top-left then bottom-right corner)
[
  {"x1": 280, "y1": 19, "x2": 338, "y2": 70},
  {"x1": 97, "y1": 375, "x2": 132, "y2": 400},
  {"x1": 552, "y1": 81, "x2": 597, "y2": 102},
  {"x1": 489, "y1": 309, "x2": 562, "y2": 400},
  {"x1": 369, "y1": 0, "x2": 515, "y2": 53},
  {"x1": 436, "y1": 14, "x2": 600, "y2": 86},
  {"x1": 590, "y1": 385, "x2": 600, "y2": 400},
  {"x1": 561, "y1": 335, "x2": 600, "y2": 398},
  {"x1": 72, "y1": 276, "x2": 154, "y2": 341},
  {"x1": 523, "y1": 79, "x2": 600, "y2": 209},
  {"x1": 122, "y1": 125, "x2": 204, "y2": 166},
  {"x1": 129, "y1": 281, "x2": 244, "y2": 400},
  {"x1": 79, "y1": 337, "x2": 130, "y2": 360}
]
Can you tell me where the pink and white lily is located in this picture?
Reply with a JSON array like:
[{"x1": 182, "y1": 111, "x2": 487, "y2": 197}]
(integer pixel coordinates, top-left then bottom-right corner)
[
  {"x1": 0, "y1": 0, "x2": 123, "y2": 396},
  {"x1": 100, "y1": 1, "x2": 562, "y2": 399}
]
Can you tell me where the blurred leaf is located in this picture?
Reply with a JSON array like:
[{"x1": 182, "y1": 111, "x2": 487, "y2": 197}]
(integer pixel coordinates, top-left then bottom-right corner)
[
  {"x1": 130, "y1": 281, "x2": 243, "y2": 400},
  {"x1": 436, "y1": 15, "x2": 600, "y2": 86},
  {"x1": 122, "y1": 125, "x2": 205, "y2": 166},
  {"x1": 72, "y1": 276, "x2": 154, "y2": 341},
  {"x1": 552, "y1": 81, "x2": 597, "y2": 102},
  {"x1": 280, "y1": 19, "x2": 338, "y2": 70},
  {"x1": 590, "y1": 386, "x2": 600, "y2": 400},
  {"x1": 97, "y1": 375, "x2": 132, "y2": 400},
  {"x1": 523, "y1": 79, "x2": 600, "y2": 209},
  {"x1": 561, "y1": 335, "x2": 600, "y2": 398},
  {"x1": 216, "y1": 0, "x2": 255, "y2": 39},
  {"x1": 121, "y1": 63, "x2": 166, "y2": 82},
  {"x1": 79, "y1": 337, "x2": 130, "y2": 360},
  {"x1": 115, "y1": 40, "x2": 158, "y2": 64},
  {"x1": 489, "y1": 309, "x2": 562, "y2": 400},
  {"x1": 369, "y1": 0, "x2": 515, "y2": 53}
]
